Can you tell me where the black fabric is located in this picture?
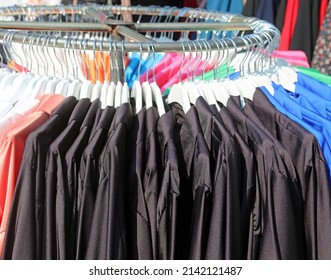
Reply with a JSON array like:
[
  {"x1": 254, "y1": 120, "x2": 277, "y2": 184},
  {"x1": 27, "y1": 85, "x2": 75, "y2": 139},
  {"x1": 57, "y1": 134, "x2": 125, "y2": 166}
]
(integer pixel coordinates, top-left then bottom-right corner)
[
  {"x1": 157, "y1": 110, "x2": 181, "y2": 260},
  {"x1": 75, "y1": 106, "x2": 115, "y2": 260},
  {"x1": 251, "y1": 89, "x2": 331, "y2": 259},
  {"x1": 195, "y1": 97, "x2": 242, "y2": 260},
  {"x1": 44, "y1": 99, "x2": 91, "y2": 260},
  {"x1": 171, "y1": 103, "x2": 212, "y2": 260},
  {"x1": 227, "y1": 97, "x2": 305, "y2": 260},
  {"x1": 290, "y1": 0, "x2": 321, "y2": 62},
  {"x1": 2, "y1": 97, "x2": 78, "y2": 260},
  {"x1": 126, "y1": 107, "x2": 151, "y2": 259},
  {"x1": 243, "y1": 0, "x2": 261, "y2": 17},
  {"x1": 85, "y1": 103, "x2": 132, "y2": 260},
  {"x1": 218, "y1": 106, "x2": 257, "y2": 260},
  {"x1": 144, "y1": 107, "x2": 162, "y2": 259},
  {"x1": 64, "y1": 99, "x2": 100, "y2": 260},
  {"x1": 275, "y1": 0, "x2": 287, "y2": 31}
]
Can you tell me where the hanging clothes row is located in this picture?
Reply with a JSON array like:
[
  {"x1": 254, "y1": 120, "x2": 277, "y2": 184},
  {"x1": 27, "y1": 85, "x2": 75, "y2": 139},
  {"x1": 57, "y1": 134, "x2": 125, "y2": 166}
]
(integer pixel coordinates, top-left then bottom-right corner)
[{"x1": 0, "y1": 4, "x2": 331, "y2": 260}]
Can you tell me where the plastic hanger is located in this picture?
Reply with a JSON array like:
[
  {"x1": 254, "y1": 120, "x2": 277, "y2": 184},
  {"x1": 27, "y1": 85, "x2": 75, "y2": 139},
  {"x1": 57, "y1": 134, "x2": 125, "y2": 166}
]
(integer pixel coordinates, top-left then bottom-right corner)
[
  {"x1": 79, "y1": 38, "x2": 93, "y2": 99},
  {"x1": 130, "y1": 43, "x2": 144, "y2": 114},
  {"x1": 148, "y1": 43, "x2": 165, "y2": 116},
  {"x1": 100, "y1": 80, "x2": 110, "y2": 109},
  {"x1": 120, "y1": 42, "x2": 130, "y2": 105},
  {"x1": 106, "y1": 81, "x2": 116, "y2": 107},
  {"x1": 64, "y1": 37, "x2": 82, "y2": 98},
  {"x1": 167, "y1": 42, "x2": 191, "y2": 114},
  {"x1": 91, "y1": 39, "x2": 103, "y2": 101}
]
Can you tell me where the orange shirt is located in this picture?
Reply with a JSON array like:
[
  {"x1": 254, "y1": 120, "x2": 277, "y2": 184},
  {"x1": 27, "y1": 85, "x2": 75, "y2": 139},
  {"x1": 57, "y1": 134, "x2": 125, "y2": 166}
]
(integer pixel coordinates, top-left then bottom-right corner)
[{"x1": 0, "y1": 94, "x2": 64, "y2": 257}]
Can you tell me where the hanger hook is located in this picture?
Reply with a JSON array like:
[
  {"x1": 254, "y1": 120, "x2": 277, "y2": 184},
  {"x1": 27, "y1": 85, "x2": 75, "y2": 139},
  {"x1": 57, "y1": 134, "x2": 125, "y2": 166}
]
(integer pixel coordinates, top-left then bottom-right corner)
[
  {"x1": 113, "y1": 41, "x2": 120, "y2": 83},
  {"x1": 122, "y1": 40, "x2": 126, "y2": 83},
  {"x1": 138, "y1": 42, "x2": 143, "y2": 82}
]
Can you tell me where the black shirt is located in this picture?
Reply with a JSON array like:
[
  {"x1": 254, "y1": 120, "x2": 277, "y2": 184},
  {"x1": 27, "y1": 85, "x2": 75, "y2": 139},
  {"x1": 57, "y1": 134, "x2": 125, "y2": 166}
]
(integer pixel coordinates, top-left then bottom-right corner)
[
  {"x1": 44, "y1": 99, "x2": 91, "y2": 260},
  {"x1": 196, "y1": 97, "x2": 242, "y2": 260},
  {"x1": 219, "y1": 105, "x2": 257, "y2": 260},
  {"x1": 126, "y1": 107, "x2": 152, "y2": 260},
  {"x1": 227, "y1": 97, "x2": 304, "y2": 259},
  {"x1": 75, "y1": 105, "x2": 115, "y2": 259},
  {"x1": 2, "y1": 97, "x2": 78, "y2": 260},
  {"x1": 171, "y1": 103, "x2": 212, "y2": 260},
  {"x1": 144, "y1": 107, "x2": 162, "y2": 259},
  {"x1": 64, "y1": 99, "x2": 100, "y2": 260},
  {"x1": 157, "y1": 110, "x2": 181, "y2": 260},
  {"x1": 85, "y1": 103, "x2": 132, "y2": 259},
  {"x1": 251, "y1": 89, "x2": 331, "y2": 259}
]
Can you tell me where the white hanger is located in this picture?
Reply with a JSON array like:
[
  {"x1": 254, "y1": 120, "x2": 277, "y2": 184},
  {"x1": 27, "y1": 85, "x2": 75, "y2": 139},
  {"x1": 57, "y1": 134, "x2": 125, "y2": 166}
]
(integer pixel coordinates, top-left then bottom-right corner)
[
  {"x1": 114, "y1": 80, "x2": 123, "y2": 108},
  {"x1": 131, "y1": 80, "x2": 143, "y2": 114},
  {"x1": 100, "y1": 80, "x2": 110, "y2": 109},
  {"x1": 166, "y1": 41, "x2": 191, "y2": 113},
  {"x1": 167, "y1": 83, "x2": 191, "y2": 114},
  {"x1": 142, "y1": 81, "x2": 153, "y2": 109},
  {"x1": 78, "y1": 38, "x2": 94, "y2": 99},
  {"x1": 91, "y1": 39, "x2": 103, "y2": 101},
  {"x1": 106, "y1": 81, "x2": 116, "y2": 107},
  {"x1": 147, "y1": 43, "x2": 165, "y2": 116}
]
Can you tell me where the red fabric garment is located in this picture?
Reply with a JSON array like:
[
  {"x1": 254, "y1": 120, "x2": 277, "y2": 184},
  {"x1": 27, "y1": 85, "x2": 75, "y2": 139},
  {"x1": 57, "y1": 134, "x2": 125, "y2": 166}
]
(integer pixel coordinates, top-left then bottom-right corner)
[
  {"x1": 320, "y1": 0, "x2": 329, "y2": 27},
  {"x1": 183, "y1": 0, "x2": 198, "y2": 7},
  {"x1": 279, "y1": 0, "x2": 300, "y2": 50}
]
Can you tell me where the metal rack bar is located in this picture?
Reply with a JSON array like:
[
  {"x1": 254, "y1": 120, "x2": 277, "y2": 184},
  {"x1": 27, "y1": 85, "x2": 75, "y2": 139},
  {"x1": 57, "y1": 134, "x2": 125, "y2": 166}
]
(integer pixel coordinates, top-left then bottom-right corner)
[
  {"x1": 0, "y1": 29, "x2": 274, "y2": 53},
  {"x1": 0, "y1": 5, "x2": 245, "y2": 23},
  {"x1": 0, "y1": 5, "x2": 280, "y2": 53},
  {"x1": 0, "y1": 21, "x2": 252, "y2": 32}
]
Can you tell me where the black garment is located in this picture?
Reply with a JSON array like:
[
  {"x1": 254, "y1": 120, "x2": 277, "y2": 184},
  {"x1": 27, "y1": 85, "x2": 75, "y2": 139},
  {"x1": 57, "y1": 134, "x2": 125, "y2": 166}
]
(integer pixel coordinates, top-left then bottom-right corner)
[
  {"x1": 64, "y1": 99, "x2": 100, "y2": 260},
  {"x1": 85, "y1": 103, "x2": 132, "y2": 260},
  {"x1": 126, "y1": 108, "x2": 151, "y2": 260},
  {"x1": 75, "y1": 106, "x2": 115, "y2": 260},
  {"x1": 256, "y1": 0, "x2": 281, "y2": 24},
  {"x1": 227, "y1": 97, "x2": 304, "y2": 259},
  {"x1": 144, "y1": 107, "x2": 162, "y2": 259},
  {"x1": 195, "y1": 98, "x2": 241, "y2": 260},
  {"x1": 44, "y1": 99, "x2": 91, "y2": 260},
  {"x1": 157, "y1": 110, "x2": 181, "y2": 260},
  {"x1": 219, "y1": 106, "x2": 257, "y2": 260},
  {"x1": 171, "y1": 103, "x2": 212, "y2": 260},
  {"x1": 251, "y1": 89, "x2": 331, "y2": 259},
  {"x1": 243, "y1": 0, "x2": 260, "y2": 17},
  {"x1": 89, "y1": 107, "x2": 103, "y2": 142},
  {"x1": 2, "y1": 97, "x2": 77, "y2": 260},
  {"x1": 241, "y1": 98, "x2": 306, "y2": 259},
  {"x1": 290, "y1": 0, "x2": 321, "y2": 62},
  {"x1": 127, "y1": 106, "x2": 163, "y2": 260},
  {"x1": 275, "y1": 0, "x2": 287, "y2": 31}
]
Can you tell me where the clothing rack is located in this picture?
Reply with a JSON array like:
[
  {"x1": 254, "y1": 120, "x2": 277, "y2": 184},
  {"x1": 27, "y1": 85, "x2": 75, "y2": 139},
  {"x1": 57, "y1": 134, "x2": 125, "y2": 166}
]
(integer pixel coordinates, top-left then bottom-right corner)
[{"x1": 0, "y1": 5, "x2": 280, "y2": 53}]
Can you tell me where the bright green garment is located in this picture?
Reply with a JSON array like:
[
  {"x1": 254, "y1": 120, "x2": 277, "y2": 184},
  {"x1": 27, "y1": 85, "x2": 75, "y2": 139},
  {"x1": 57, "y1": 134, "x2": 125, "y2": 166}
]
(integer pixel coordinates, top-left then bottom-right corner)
[
  {"x1": 296, "y1": 66, "x2": 331, "y2": 86},
  {"x1": 163, "y1": 65, "x2": 235, "y2": 96}
]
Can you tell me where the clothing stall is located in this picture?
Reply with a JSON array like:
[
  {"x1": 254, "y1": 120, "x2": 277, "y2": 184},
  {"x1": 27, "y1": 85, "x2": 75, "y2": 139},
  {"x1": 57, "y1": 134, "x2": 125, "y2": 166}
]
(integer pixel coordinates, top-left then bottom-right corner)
[{"x1": 0, "y1": 3, "x2": 330, "y2": 261}]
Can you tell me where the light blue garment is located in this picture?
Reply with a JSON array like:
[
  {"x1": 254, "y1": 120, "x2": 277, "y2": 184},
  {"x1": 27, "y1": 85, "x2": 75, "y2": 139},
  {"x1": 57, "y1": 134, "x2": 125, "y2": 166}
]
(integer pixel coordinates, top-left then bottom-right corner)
[
  {"x1": 228, "y1": 0, "x2": 243, "y2": 13},
  {"x1": 125, "y1": 52, "x2": 140, "y2": 85},
  {"x1": 206, "y1": 0, "x2": 229, "y2": 11},
  {"x1": 128, "y1": 53, "x2": 165, "y2": 88}
]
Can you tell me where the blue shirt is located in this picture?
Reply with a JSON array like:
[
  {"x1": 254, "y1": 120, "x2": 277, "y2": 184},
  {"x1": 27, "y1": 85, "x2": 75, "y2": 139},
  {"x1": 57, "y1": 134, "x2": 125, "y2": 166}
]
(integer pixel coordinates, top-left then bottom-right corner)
[
  {"x1": 260, "y1": 85, "x2": 331, "y2": 180},
  {"x1": 228, "y1": 0, "x2": 243, "y2": 13},
  {"x1": 297, "y1": 72, "x2": 331, "y2": 101},
  {"x1": 291, "y1": 83, "x2": 331, "y2": 120}
]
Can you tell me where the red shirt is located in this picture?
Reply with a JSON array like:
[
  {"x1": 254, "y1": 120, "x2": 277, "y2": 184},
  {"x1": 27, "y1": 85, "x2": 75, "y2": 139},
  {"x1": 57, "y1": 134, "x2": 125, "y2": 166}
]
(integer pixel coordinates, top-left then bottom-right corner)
[
  {"x1": 279, "y1": 0, "x2": 300, "y2": 50},
  {"x1": 0, "y1": 94, "x2": 64, "y2": 257}
]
